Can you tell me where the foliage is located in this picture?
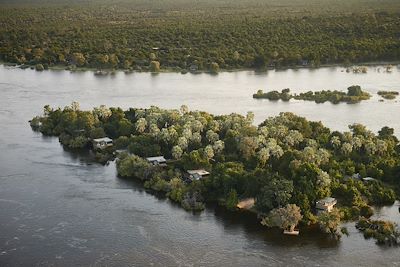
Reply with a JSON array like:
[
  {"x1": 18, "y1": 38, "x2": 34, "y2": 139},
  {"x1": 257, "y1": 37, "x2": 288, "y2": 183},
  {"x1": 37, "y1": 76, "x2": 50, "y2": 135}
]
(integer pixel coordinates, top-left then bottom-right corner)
[
  {"x1": 378, "y1": 91, "x2": 399, "y2": 100},
  {"x1": 356, "y1": 217, "x2": 400, "y2": 246},
  {"x1": 31, "y1": 103, "x2": 400, "y2": 225},
  {"x1": 253, "y1": 86, "x2": 371, "y2": 104},
  {"x1": 261, "y1": 204, "x2": 302, "y2": 232},
  {"x1": 2, "y1": 1, "x2": 400, "y2": 71},
  {"x1": 150, "y1": 61, "x2": 160, "y2": 72},
  {"x1": 318, "y1": 208, "x2": 343, "y2": 239},
  {"x1": 225, "y1": 189, "x2": 239, "y2": 211},
  {"x1": 116, "y1": 154, "x2": 153, "y2": 180}
]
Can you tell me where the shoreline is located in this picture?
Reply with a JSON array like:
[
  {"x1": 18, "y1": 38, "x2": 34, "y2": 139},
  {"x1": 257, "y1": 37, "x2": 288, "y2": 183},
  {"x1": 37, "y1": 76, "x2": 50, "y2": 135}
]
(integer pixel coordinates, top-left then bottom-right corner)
[{"x1": 1, "y1": 60, "x2": 399, "y2": 75}]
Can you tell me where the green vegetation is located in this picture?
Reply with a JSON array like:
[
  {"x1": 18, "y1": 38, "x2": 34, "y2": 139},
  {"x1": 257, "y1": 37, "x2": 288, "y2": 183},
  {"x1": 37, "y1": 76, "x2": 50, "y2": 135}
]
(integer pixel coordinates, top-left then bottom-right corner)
[
  {"x1": 30, "y1": 103, "x2": 400, "y2": 240},
  {"x1": 261, "y1": 204, "x2": 303, "y2": 232},
  {"x1": 318, "y1": 208, "x2": 343, "y2": 239},
  {"x1": 253, "y1": 86, "x2": 371, "y2": 104},
  {"x1": 1, "y1": 0, "x2": 400, "y2": 72},
  {"x1": 356, "y1": 218, "x2": 400, "y2": 245},
  {"x1": 378, "y1": 91, "x2": 399, "y2": 100}
]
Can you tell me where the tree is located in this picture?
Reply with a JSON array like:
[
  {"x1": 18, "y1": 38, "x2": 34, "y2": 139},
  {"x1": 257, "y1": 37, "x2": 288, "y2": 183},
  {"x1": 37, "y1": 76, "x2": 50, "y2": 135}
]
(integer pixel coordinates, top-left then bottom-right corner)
[
  {"x1": 93, "y1": 105, "x2": 111, "y2": 120},
  {"x1": 178, "y1": 136, "x2": 188, "y2": 150},
  {"x1": 116, "y1": 154, "x2": 153, "y2": 180},
  {"x1": 255, "y1": 176, "x2": 293, "y2": 213},
  {"x1": 96, "y1": 54, "x2": 109, "y2": 67},
  {"x1": 318, "y1": 208, "x2": 343, "y2": 238},
  {"x1": 261, "y1": 204, "x2": 303, "y2": 232},
  {"x1": 213, "y1": 140, "x2": 225, "y2": 154},
  {"x1": 206, "y1": 130, "x2": 219, "y2": 144},
  {"x1": 72, "y1": 52, "x2": 86, "y2": 66},
  {"x1": 253, "y1": 55, "x2": 266, "y2": 69},
  {"x1": 204, "y1": 145, "x2": 214, "y2": 159},
  {"x1": 239, "y1": 136, "x2": 258, "y2": 160},
  {"x1": 257, "y1": 147, "x2": 270, "y2": 167},
  {"x1": 35, "y1": 64, "x2": 44, "y2": 71},
  {"x1": 225, "y1": 189, "x2": 239, "y2": 210},
  {"x1": 149, "y1": 52, "x2": 156, "y2": 60},
  {"x1": 180, "y1": 105, "x2": 189, "y2": 115},
  {"x1": 347, "y1": 85, "x2": 363, "y2": 96},
  {"x1": 109, "y1": 54, "x2": 119, "y2": 68},
  {"x1": 150, "y1": 61, "x2": 160, "y2": 72},
  {"x1": 167, "y1": 177, "x2": 186, "y2": 203},
  {"x1": 210, "y1": 62, "x2": 219, "y2": 73},
  {"x1": 233, "y1": 51, "x2": 240, "y2": 61},
  {"x1": 135, "y1": 118, "x2": 147, "y2": 133},
  {"x1": 378, "y1": 126, "x2": 397, "y2": 141},
  {"x1": 172, "y1": 145, "x2": 183, "y2": 159}
]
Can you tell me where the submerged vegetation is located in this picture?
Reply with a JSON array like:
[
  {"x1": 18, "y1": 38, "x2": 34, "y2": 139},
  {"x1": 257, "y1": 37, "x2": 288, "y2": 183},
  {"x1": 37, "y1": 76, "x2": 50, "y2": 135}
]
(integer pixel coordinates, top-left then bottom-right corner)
[
  {"x1": 30, "y1": 103, "x2": 400, "y2": 241},
  {"x1": 378, "y1": 91, "x2": 399, "y2": 100},
  {"x1": 253, "y1": 86, "x2": 371, "y2": 104},
  {"x1": 1, "y1": 0, "x2": 400, "y2": 72},
  {"x1": 356, "y1": 218, "x2": 400, "y2": 245}
]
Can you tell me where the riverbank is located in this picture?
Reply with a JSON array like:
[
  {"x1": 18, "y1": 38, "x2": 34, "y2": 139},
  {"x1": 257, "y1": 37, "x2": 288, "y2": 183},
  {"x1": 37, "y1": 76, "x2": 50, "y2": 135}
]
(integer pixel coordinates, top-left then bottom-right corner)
[{"x1": 2, "y1": 60, "x2": 400, "y2": 75}]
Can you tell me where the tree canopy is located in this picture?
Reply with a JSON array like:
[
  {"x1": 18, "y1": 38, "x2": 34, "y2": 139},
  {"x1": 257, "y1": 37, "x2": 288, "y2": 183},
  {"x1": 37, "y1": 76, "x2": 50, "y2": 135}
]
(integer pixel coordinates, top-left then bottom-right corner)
[
  {"x1": 30, "y1": 103, "x2": 400, "y2": 234},
  {"x1": 1, "y1": 0, "x2": 400, "y2": 71}
]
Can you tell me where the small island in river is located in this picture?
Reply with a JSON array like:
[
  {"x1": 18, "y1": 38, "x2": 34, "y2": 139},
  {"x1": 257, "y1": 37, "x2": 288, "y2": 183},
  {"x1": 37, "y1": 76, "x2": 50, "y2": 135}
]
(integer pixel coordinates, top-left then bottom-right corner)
[
  {"x1": 30, "y1": 103, "x2": 400, "y2": 245},
  {"x1": 378, "y1": 91, "x2": 399, "y2": 100},
  {"x1": 253, "y1": 85, "x2": 371, "y2": 104}
]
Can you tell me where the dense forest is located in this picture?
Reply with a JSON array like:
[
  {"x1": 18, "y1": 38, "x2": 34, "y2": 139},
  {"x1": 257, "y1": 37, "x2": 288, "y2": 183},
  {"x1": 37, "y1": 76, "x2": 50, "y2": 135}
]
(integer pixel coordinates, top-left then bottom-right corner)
[
  {"x1": 30, "y1": 103, "x2": 400, "y2": 241},
  {"x1": 1, "y1": 0, "x2": 400, "y2": 71}
]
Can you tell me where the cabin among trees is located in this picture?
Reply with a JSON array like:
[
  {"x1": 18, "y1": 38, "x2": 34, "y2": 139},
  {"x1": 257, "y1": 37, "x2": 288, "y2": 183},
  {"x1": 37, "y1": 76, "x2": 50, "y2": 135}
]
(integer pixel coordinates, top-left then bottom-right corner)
[
  {"x1": 93, "y1": 137, "x2": 113, "y2": 150},
  {"x1": 146, "y1": 156, "x2": 167, "y2": 167},
  {"x1": 185, "y1": 169, "x2": 210, "y2": 181},
  {"x1": 316, "y1": 197, "x2": 337, "y2": 215}
]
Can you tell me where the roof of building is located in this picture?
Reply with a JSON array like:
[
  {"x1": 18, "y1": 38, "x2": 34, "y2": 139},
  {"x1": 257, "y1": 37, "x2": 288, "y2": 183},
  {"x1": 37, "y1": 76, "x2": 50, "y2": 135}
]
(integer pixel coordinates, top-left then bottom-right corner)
[
  {"x1": 187, "y1": 169, "x2": 210, "y2": 176},
  {"x1": 93, "y1": 137, "x2": 113, "y2": 142},
  {"x1": 362, "y1": 177, "x2": 376, "y2": 182},
  {"x1": 146, "y1": 156, "x2": 166, "y2": 162},
  {"x1": 317, "y1": 197, "x2": 337, "y2": 204}
]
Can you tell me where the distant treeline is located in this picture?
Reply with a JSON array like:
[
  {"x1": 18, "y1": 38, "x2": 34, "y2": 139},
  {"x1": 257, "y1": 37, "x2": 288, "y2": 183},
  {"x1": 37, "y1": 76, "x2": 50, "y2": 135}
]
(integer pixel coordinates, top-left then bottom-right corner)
[{"x1": 1, "y1": 0, "x2": 400, "y2": 71}]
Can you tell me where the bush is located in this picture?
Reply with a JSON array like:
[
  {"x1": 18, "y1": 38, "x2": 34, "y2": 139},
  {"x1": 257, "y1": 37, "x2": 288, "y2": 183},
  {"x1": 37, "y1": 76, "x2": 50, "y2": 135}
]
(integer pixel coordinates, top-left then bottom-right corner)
[
  {"x1": 35, "y1": 64, "x2": 44, "y2": 71},
  {"x1": 150, "y1": 61, "x2": 160, "y2": 72},
  {"x1": 116, "y1": 154, "x2": 153, "y2": 180}
]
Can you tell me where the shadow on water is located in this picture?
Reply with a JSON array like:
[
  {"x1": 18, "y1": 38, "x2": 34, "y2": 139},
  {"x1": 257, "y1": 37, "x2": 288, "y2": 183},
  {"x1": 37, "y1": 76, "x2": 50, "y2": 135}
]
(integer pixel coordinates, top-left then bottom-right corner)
[
  {"x1": 210, "y1": 204, "x2": 340, "y2": 249},
  {"x1": 60, "y1": 145, "x2": 97, "y2": 164},
  {"x1": 31, "y1": 134, "x2": 394, "y2": 250},
  {"x1": 116, "y1": 172, "x2": 342, "y2": 248},
  {"x1": 41, "y1": 141, "x2": 343, "y2": 249}
]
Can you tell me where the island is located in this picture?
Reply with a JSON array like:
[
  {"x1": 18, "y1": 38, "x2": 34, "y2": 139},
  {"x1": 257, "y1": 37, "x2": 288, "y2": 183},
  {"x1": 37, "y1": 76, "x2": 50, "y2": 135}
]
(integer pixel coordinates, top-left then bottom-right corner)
[
  {"x1": 378, "y1": 91, "x2": 399, "y2": 100},
  {"x1": 253, "y1": 86, "x2": 371, "y2": 104},
  {"x1": 29, "y1": 103, "x2": 400, "y2": 244}
]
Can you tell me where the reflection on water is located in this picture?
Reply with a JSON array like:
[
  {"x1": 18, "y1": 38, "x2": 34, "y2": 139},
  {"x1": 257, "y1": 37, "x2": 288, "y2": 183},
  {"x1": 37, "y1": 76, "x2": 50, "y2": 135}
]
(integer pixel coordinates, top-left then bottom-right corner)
[{"x1": 0, "y1": 65, "x2": 399, "y2": 266}]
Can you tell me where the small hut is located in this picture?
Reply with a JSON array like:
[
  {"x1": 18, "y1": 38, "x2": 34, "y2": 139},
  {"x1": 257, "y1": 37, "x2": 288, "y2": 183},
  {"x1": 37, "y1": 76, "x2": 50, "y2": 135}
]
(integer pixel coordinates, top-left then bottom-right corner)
[
  {"x1": 186, "y1": 169, "x2": 210, "y2": 181},
  {"x1": 146, "y1": 156, "x2": 167, "y2": 167},
  {"x1": 316, "y1": 197, "x2": 337, "y2": 215},
  {"x1": 92, "y1": 137, "x2": 113, "y2": 149}
]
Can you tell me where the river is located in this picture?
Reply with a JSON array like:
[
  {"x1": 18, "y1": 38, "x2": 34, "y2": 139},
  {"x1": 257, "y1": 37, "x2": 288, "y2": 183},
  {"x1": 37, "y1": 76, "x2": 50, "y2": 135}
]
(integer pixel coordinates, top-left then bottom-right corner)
[{"x1": 0, "y1": 65, "x2": 399, "y2": 266}]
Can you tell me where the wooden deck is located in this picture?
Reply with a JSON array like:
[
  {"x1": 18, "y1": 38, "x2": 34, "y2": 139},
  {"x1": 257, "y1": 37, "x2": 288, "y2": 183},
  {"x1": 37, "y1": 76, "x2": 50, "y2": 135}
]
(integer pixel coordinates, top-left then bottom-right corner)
[
  {"x1": 283, "y1": 230, "x2": 300, "y2": 236},
  {"x1": 236, "y1": 198, "x2": 255, "y2": 210}
]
